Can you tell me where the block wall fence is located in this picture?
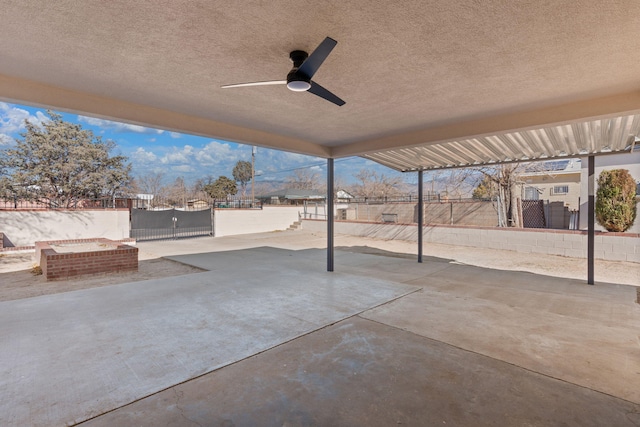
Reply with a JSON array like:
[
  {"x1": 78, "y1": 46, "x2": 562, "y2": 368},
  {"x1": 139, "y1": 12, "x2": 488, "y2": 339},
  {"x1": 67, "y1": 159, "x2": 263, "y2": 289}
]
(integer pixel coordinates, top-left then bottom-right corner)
[
  {"x1": 3, "y1": 208, "x2": 637, "y2": 264},
  {"x1": 0, "y1": 209, "x2": 130, "y2": 247},
  {"x1": 0, "y1": 207, "x2": 306, "y2": 248},
  {"x1": 301, "y1": 219, "x2": 640, "y2": 264},
  {"x1": 213, "y1": 206, "x2": 304, "y2": 237}
]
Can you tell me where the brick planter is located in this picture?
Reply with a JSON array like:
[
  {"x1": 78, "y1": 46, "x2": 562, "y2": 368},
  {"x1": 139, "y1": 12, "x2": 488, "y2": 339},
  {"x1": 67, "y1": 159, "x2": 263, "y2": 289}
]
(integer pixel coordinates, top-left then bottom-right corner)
[{"x1": 35, "y1": 238, "x2": 138, "y2": 281}]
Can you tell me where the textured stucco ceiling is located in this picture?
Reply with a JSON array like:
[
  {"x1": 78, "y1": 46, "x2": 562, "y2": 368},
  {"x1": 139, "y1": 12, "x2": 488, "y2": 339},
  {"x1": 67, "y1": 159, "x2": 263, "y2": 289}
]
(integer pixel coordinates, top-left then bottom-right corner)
[{"x1": 1, "y1": 0, "x2": 640, "y2": 160}]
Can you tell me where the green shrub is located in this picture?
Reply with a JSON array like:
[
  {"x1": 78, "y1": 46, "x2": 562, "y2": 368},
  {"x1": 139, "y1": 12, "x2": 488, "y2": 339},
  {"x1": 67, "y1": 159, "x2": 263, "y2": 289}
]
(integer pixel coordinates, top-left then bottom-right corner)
[{"x1": 595, "y1": 169, "x2": 637, "y2": 232}]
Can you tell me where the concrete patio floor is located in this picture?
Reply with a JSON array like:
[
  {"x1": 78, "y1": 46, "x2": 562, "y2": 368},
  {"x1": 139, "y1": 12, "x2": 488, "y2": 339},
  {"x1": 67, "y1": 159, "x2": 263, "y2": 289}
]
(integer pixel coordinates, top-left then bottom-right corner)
[{"x1": 1, "y1": 230, "x2": 639, "y2": 426}]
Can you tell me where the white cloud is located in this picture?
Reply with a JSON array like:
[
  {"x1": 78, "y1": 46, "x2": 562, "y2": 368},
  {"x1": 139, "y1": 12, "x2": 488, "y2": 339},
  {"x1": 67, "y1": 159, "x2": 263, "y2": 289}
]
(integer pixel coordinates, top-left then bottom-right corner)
[
  {"x1": 256, "y1": 149, "x2": 323, "y2": 174},
  {"x1": 131, "y1": 147, "x2": 158, "y2": 163},
  {"x1": 169, "y1": 132, "x2": 182, "y2": 139},
  {"x1": 0, "y1": 102, "x2": 46, "y2": 136},
  {"x1": 161, "y1": 145, "x2": 196, "y2": 165},
  {"x1": 77, "y1": 115, "x2": 164, "y2": 135},
  {"x1": 198, "y1": 141, "x2": 239, "y2": 166},
  {"x1": 0, "y1": 133, "x2": 14, "y2": 146},
  {"x1": 172, "y1": 165, "x2": 195, "y2": 173}
]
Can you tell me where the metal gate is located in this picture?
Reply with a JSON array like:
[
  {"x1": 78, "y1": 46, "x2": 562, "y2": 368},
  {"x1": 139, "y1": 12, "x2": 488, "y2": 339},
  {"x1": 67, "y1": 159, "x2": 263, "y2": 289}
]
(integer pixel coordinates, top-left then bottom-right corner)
[{"x1": 130, "y1": 208, "x2": 213, "y2": 241}]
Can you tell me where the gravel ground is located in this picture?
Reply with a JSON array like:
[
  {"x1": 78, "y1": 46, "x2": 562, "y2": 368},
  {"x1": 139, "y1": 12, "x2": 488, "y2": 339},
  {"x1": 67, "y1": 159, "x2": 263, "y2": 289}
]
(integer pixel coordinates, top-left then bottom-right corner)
[
  {"x1": 0, "y1": 254, "x2": 204, "y2": 302},
  {"x1": 333, "y1": 233, "x2": 639, "y2": 287}
]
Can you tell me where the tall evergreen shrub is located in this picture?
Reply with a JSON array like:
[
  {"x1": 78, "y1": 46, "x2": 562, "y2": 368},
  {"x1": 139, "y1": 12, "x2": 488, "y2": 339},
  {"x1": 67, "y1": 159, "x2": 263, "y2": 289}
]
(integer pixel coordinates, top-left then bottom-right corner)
[{"x1": 595, "y1": 169, "x2": 637, "y2": 232}]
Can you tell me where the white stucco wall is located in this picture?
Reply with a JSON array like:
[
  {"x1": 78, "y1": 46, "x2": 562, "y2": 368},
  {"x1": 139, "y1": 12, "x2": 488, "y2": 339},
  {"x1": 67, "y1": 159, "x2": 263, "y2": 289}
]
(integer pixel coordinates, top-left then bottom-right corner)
[
  {"x1": 214, "y1": 206, "x2": 304, "y2": 237},
  {"x1": 0, "y1": 209, "x2": 130, "y2": 247},
  {"x1": 579, "y1": 152, "x2": 640, "y2": 233}
]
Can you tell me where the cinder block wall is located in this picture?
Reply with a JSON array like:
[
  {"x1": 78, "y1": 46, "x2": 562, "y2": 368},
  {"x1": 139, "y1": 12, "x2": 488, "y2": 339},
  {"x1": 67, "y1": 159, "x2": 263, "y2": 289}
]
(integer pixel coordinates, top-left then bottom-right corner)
[
  {"x1": 301, "y1": 219, "x2": 640, "y2": 263},
  {"x1": 348, "y1": 201, "x2": 497, "y2": 226}
]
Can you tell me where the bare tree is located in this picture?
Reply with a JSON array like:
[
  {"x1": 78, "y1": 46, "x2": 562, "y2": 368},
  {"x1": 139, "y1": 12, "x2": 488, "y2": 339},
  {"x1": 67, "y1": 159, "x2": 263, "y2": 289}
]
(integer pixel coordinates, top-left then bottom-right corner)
[
  {"x1": 317, "y1": 174, "x2": 347, "y2": 198},
  {"x1": 350, "y1": 169, "x2": 403, "y2": 199},
  {"x1": 285, "y1": 168, "x2": 321, "y2": 190},
  {"x1": 477, "y1": 164, "x2": 524, "y2": 227},
  {"x1": 426, "y1": 169, "x2": 477, "y2": 199},
  {"x1": 136, "y1": 172, "x2": 165, "y2": 197},
  {"x1": 165, "y1": 176, "x2": 189, "y2": 207},
  {"x1": 253, "y1": 181, "x2": 279, "y2": 196}
]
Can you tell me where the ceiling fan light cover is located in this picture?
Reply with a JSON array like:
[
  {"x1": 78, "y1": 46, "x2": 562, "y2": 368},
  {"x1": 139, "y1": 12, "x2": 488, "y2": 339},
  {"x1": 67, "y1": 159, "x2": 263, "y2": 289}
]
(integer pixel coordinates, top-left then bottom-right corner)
[{"x1": 287, "y1": 80, "x2": 311, "y2": 92}]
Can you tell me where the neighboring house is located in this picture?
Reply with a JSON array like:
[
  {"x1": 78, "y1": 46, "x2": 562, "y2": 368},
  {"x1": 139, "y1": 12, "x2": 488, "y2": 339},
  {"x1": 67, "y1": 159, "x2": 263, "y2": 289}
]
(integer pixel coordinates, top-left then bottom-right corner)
[
  {"x1": 520, "y1": 159, "x2": 582, "y2": 210},
  {"x1": 579, "y1": 150, "x2": 640, "y2": 233},
  {"x1": 186, "y1": 199, "x2": 210, "y2": 210},
  {"x1": 257, "y1": 188, "x2": 326, "y2": 205},
  {"x1": 132, "y1": 193, "x2": 154, "y2": 209},
  {"x1": 336, "y1": 189, "x2": 355, "y2": 203}
]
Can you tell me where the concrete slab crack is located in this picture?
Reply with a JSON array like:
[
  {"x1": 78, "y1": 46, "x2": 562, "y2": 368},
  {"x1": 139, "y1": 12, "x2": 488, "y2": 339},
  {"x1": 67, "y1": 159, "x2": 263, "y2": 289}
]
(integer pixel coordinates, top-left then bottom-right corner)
[{"x1": 173, "y1": 388, "x2": 203, "y2": 427}]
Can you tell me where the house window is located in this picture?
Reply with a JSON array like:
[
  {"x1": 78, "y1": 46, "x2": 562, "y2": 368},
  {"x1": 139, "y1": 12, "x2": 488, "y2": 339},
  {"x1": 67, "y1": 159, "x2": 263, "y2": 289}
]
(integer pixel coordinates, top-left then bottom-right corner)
[
  {"x1": 552, "y1": 185, "x2": 569, "y2": 195},
  {"x1": 524, "y1": 186, "x2": 539, "y2": 200}
]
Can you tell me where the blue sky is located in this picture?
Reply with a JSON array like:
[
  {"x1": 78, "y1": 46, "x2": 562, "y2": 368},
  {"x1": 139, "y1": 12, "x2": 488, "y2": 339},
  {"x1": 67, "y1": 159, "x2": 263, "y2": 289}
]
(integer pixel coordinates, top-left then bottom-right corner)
[{"x1": 0, "y1": 101, "x2": 410, "y2": 188}]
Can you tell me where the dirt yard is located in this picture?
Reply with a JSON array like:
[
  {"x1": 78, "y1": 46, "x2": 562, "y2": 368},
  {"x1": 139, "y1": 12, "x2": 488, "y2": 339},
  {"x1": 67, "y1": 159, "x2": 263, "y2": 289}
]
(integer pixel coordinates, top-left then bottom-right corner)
[
  {"x1": 0, "y1": 253, "x2": 205, "y2": 302},
  {"x1": 1, "y1": 230, "x2": 638, "y2": 302}
]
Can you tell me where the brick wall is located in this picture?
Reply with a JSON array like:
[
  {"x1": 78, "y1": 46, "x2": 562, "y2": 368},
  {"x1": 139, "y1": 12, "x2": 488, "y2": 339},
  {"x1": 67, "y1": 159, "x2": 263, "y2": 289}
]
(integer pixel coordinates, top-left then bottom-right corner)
[{"x1": 36, "y1": 238, "x2": 138, "y2": 281}]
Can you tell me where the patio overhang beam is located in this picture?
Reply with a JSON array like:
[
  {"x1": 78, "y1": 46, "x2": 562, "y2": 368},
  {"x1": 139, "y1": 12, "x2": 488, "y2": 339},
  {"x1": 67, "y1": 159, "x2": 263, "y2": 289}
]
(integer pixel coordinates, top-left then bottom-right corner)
[{"x1": 0, "y1": 74, "x2": 331, "y2": 159}]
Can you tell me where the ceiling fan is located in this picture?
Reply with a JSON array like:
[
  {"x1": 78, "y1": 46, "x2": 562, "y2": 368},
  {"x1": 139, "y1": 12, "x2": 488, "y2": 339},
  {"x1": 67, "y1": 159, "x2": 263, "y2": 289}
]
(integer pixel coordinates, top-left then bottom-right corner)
[{"x1": 221, "y1": 37, "x2": 345, "y2": 106}]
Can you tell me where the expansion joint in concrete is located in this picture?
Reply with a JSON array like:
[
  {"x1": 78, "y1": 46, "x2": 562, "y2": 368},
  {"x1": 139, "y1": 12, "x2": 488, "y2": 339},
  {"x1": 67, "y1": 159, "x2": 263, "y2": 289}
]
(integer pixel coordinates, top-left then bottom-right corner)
[{"x1": 358, "y1": 316, "x2": 640, "y2": 407}]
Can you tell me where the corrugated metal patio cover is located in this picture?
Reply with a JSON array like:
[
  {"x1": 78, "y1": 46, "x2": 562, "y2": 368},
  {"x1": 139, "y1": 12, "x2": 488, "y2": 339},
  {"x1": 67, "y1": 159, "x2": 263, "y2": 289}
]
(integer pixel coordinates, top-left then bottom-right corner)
[{"x1": 362, "y1": 114, "x2": 640, "y2": 172}]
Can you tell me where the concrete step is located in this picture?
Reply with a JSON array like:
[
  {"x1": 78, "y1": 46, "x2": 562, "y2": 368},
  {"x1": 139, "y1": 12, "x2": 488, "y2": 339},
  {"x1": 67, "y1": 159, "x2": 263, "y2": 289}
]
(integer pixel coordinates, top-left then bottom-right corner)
[{"x1": 287, "y1": 221, "x2": 302, "y2": 231}]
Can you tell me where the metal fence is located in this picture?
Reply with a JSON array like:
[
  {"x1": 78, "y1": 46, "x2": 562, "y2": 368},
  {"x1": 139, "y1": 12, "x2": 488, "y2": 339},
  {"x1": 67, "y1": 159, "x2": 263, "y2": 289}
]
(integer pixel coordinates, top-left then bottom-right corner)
[
  {"x1": 0, "y1": 196, "x2": 129, "y2": 210},
  {"x1": 345, "y1": 194, "x2": 468, "y2": 204},
  {"x1": 1, "y1": 195, "x2": 261, "y2": 210},
  {"x1": 130, "y1": 208, "x2": 213, "y2": 241},
  {"x1": 131, "y1": 196, "x2": 261, "y2": 210}
]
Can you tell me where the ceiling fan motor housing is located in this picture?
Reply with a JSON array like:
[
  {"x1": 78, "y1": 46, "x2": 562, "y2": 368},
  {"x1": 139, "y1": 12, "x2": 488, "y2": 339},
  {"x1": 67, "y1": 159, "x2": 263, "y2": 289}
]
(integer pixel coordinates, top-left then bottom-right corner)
[{"x1": 287, "y1": 50, "x2": 311, "y2": 91}]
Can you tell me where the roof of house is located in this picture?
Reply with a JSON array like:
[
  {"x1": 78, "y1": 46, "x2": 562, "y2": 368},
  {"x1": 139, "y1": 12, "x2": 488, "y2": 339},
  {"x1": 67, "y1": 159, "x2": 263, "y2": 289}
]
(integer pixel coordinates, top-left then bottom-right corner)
[
  {"x1": 520, "y1": 159, "x2": 583, "y2": 176},
  {"x1": 337, "y1": 190, "x2": 354, "y2": 199},
  {"x1": 259, "y1": 189, "x2": 326, "y2": 200}
]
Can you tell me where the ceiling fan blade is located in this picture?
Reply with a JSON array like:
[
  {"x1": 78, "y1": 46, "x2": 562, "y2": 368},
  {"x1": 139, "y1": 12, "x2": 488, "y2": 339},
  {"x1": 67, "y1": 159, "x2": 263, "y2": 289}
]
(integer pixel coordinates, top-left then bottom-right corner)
[
  {"x1": 307, "y1": 81, "x2": 345, "y2": 106},
  {"x1": 221, "y1": 80, "x2": 286, "y2": 88},
  {"x1": 297, "y1": 37, "x2": 337, "y2": 79}
]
